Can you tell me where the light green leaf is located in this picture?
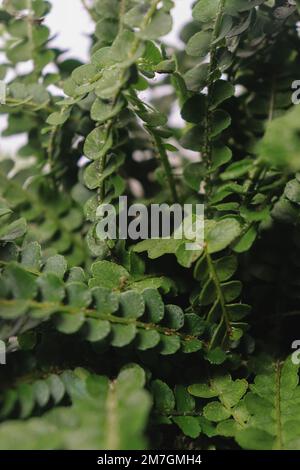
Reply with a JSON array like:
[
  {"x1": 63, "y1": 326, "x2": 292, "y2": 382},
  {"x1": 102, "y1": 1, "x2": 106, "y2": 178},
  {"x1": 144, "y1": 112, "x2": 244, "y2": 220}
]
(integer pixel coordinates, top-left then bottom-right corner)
[
  {"x1": 84, "y1": 127, "x2": 113, "y2": 160},
  {"x1": 151, "y1": 380, "x2": 175, "y2": 413},
  {"x1": 142, "y1": 288, "x2": 165, "y2": 323},
  {"x1": 133, "y1": 238, "x2": 182, "y2": 259},
  {"x1": 0, "y1": 218, "x2": 27, "y2": 241},
  {"x1": 119, "y1": 290, "x2": 145, "y2": 319},
  {"x1": 139, "y1": 11, "x2": 172, "y2": 40},
  {"x1": 55, "y1": 312, "x2": 85, "y2": 334},
  {"x1": 186, "y1": 31, "x2": 212, "y2": 58},
  {"x1": 204, "y1": 401, "x2": 232, "y2": 422}
]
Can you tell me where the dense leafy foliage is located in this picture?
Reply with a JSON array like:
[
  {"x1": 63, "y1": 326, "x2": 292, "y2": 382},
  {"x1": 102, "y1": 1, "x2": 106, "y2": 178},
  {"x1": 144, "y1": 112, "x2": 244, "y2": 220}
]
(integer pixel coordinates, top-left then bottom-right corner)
[{"x1": 1, "y1": 0, "x2": 300, "y2": 450}]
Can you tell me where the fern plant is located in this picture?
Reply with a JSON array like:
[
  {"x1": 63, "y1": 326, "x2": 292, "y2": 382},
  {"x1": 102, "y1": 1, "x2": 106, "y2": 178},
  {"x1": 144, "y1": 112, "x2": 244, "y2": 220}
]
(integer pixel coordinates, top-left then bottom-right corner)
[{"x1": 1, "y1": 0, "x2": 300, "y2": 450}]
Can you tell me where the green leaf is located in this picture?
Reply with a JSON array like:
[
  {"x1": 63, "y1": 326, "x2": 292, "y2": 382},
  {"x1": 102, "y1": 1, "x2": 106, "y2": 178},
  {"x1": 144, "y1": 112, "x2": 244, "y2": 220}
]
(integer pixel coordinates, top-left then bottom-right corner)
[
  {"x1": 6, "y1": 263, "x2": 37, "y2": 300},
  {"x1": 214, "y1": 255, "x2": 237, "y2": 281},
  {"x1": 181, "y1": 94, "x2": 206, "y2": 124},
  {"x1": 84, "y1": 127, "x2": 113, "y2": 160},
  {"x1": 18, "y1": 330, "x2": 37, "y2": 350},
  {"x1": 138, "y1": 109, "x2": 167, "y2": 127},
  {"x1": 199, "y1": 278, "x2": 217, "y2": 306},
  {"x1": 164, "y1": 304, "x2": 184, "y2": 330},
  {"x1": 47, "y1": 375, "x2": 65, "y2": 404},
  {"x1": 255, "y1": 106, "x2": 300, "y2": 172},
  {"x1": 175, "y1": 385, "x2": 196, "y2": 413},
  {"x1": 0, "y1": 218, "x2": 27, "y2": 241},
  {"x1": 135, "y1": 329, "x2": 160, "y2": 350},
  {"x1": 190, "y1": 375, "x2": 248, "y2": 411},
  {"x1": 210, "y1": 110, "x2": 231, "y2": 137},
  {"x1": 236, "y1": 358, "x2": 300, "y2": 450},
  {"x1": 285, "y1": 179, "x2": 300, "y2": 204},
  {"x1": 175, "y1": 242, "x2": 203, "y2": 268},
  {"x1": 38, "y1": 273, "x2": 65, "y2": 302},
  {"x1": 182, "y1": 338, "x2": 203, "y2": 353},
  {"x1": 222, "y1": 281, "x2": 242, "y2": 302},
  {"x1": 227, "y1": 303, "x2": 251, "y2": 321},
  {"x1": 183, "y1": 162, "x2": 206, "y2": 191},
  {"x1": 184, "y1": 63, "x2": 210, "y2": 92},
  {"x1": 210, "y1": 80, "x2": 235, "y2": 109},
  {"x1": 182, "y1": 313, "x2": 206, "y2": 336},
  {"x1": 139, "y1": 11, "x2": 172, "y2": 40},
  {"x1": 90, "y1": 97, "x2": 125, "y2": 124},
  {"x1": 92, "y1": 287, "x2": 119, "y2": 314},
  {"x1": 55, "y1": 312, "x2": 85, "y2": 334},
  {"x1": 138, "y1": 40, "x2": 162, "y2": 72},
  {"x1": 233, "y1": 225, "x2": 257, "y2": 253},
  {"x1": 142, "y1": 288, "x2": 165, "y2": 323},
  {"x1": 66, "y1": 282, "x2": 92, "y2": 308},
  {"x1": 133, "y1": 238, "x2": 181, "y2": 259},
  {"x1": 124, "y1": 4, "x2": 148, "y2": 28},
  {"x1": 216, "y1": 419, "x2": 239, "y2": 437},
  {"x1": 0, "y1": 367, "x2": 151, "y2": 450},
  {"x1": 204, "y1": 401, "x2": 232, "y2": 422},
  {"x1": 236, "y1": 428, "x2": 275, "y2": 450},
  {"x1": 84, "y1": 319, "x2": 111, "y2": 342},
  {"x1": 154, "y1": 59, "x2": 176, "y2": 74},
  {"x1": 46, "y1": 110, "x2": 70, "y2": 126},
  {"x1": 211, "y1": 144, "x2": 232, "y2": 170},
  {"x1": 33, "y1": 380, "x2": 50, "y2": 408},
  {"x1": 189, "y1": 383, "x2": 219, "y2": 399},
  {"x1": 71, "y1": 64, "x2": 97, "y2": 85},
  {"x1": 0, "y1": 299, "x2": 29, "y2": 320},
  {"x1": 95, "y1": 68, "x2": 126, "y2": 100},
  {"x1": 206, "y1": 347, "x2": 227, "y2": 365},
  {"x1": 159, "y1": 334, "x2": 181, "y2": 355}
]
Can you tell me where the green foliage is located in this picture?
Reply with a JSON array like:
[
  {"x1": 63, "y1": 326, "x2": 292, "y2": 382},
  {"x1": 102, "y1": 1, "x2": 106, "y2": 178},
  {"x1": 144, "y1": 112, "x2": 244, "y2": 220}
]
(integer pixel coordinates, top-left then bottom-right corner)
[
  {"x1": 1, "y1": 0, "x2": 300, "y2": 451},
  {"x1": 0, "y1": 243, "x2": 204, "y2": 354},
  {"x1": 188, "y1": 358, "x2": 300, "y2": 450},
  {"x1": 0, "y1": 365, "x2": 151, "y2": 450}
]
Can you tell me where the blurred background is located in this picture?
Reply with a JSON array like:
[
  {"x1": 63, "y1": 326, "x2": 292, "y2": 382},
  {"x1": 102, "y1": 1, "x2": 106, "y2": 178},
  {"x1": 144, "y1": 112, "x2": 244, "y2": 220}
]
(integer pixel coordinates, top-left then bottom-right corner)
[{"x1": 0, "y1": 0, "x2": 194, "y2": 155}]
